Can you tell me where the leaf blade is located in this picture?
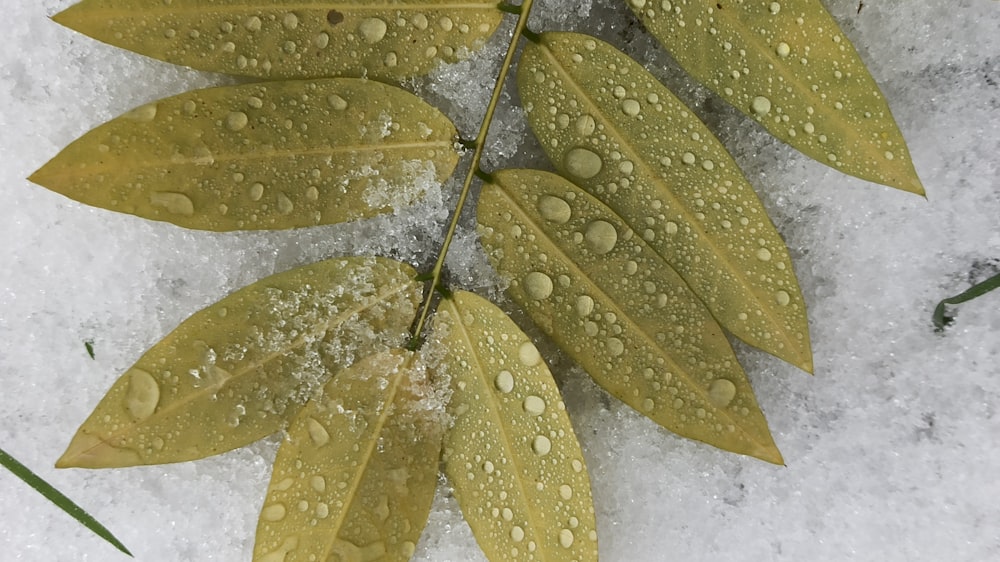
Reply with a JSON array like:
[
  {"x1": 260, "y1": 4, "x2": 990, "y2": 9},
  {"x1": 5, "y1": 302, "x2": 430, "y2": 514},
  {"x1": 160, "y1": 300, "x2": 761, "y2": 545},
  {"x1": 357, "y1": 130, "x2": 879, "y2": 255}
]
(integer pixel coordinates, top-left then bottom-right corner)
[
  {"x1": 432, "y1": 290, "x2": 599, "y2": 561},
  {"x1": 478, "y1": 169, "x2": 782, "y2": 463},
  {"x1": 0, "y1": 447, "x2": 132, "y2": 556},
  {"x1": 30, "y1": 78, "x2": 458, "y2": 231},
  {"x1": 53, "y1": 0, "x2": 504, "y2": 81},
  {"x1": 627, "y1": 0, "x2": 922, "y2": 194},
  {"x1": 57, "y1": 256, "x2": 421, "y2": 468},
  {"x1": 253, "y1": 350, "x2": 442, "y2": 562},
  {"x1": 518, "y1": 32, "x2": 812, "y2": 373}
]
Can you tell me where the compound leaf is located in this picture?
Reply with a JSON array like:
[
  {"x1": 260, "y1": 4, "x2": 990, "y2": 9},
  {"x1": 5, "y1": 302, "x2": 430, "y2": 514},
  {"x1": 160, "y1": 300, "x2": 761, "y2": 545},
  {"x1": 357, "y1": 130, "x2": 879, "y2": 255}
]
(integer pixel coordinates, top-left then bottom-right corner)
[
  {"x1": 30, "y1": 78, "x2": 458, "y2": 231},
  {"x1": 519, "y1": 32, "x2": 812, "y2": 373},
  {"x1": 432, "y1": 290, "x2": 598, "y2": 561},
  {"x1": 53, "y1": 0, "x2": 504, "y2": 81},
  {"x1": 626, "y1": 0, "x2": 923, "y2": 194},
  {"x1": 57, "y1": 257, "x2": 421, "y2": 468},
  {"x1": 254, "y1": 350, "x2": 442, "y2": 562},
  {"x1": 478, "y1": 169, "x2": 783, "y2": 464}
]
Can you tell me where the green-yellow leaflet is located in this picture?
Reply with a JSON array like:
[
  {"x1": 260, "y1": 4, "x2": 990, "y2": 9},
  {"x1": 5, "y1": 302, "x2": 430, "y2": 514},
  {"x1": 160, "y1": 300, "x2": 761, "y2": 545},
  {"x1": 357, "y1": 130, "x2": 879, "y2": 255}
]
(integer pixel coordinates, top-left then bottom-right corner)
[
  {"x1": 57, "y1": 257, "x2": 421, "y2": 468},
  {"x1": 30, "y1": 78, "x2": 458, "y2": 231},
  {"x1": 626, "y1": 0, "x2": 923, "y2": 194},
  {"x1": 254, "y1": 351, "x2": 442, "y2": 562},
  {"x1": 432, "y1": 290, "x2": 599, "y2": 561},
  {"x1": 478, "y1": 169, "x2": 783, "y2": 464},
  {"x1": 518, "y1": 32, "x2": 812, "y2": 373},
  {"x1": 53, "y1": 0, "x2": 504, "y2": 81}
]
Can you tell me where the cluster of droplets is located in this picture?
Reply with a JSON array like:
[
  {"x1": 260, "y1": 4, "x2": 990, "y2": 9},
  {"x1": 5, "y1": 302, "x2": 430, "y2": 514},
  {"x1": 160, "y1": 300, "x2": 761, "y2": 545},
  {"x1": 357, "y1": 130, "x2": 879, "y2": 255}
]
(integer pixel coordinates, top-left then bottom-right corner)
[
  {"x1": 478, "y1": 170, "x2": 778, "y2": 461},
  {"x1": 518, "y1": 33, "x2": 811, "y2": 371},
  {"x1": 625, "y1": 0, "x2": 917, "y2": 191},
  {"x1": 87, "y1": 1, "x2": 502, "y2": 80},
  {"x1": 437, "y1": 293, "x2": 598, "y2": 560}
]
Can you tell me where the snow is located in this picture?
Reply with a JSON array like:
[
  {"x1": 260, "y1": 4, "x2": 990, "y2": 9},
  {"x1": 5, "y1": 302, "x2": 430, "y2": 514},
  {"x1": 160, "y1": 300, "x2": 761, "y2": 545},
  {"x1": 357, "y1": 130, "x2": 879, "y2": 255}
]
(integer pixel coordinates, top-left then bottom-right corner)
[{"x1": 2, "y1": 0, "x2": 999, "y2": 561}]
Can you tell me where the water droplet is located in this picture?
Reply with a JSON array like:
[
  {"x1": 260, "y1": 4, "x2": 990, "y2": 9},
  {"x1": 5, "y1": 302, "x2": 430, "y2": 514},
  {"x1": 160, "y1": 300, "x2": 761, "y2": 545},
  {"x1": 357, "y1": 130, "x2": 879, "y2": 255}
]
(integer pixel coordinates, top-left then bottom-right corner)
[
  {"x1": 884, "y1": 151, "x2": 895, "y2": 161},
  {"x1": 411, "y1": 13, "x2": 428, "y2": 30},
  {"x1": 483, "y1": 460, "x2": 495, "y2": 474},
  {"x1": 532, "y1": 435, "x2": 552, "y2": 456},
  {"x1": 226, "y1": 111, "x2": 248, "y2": 131},
  {"x1": 311, "y1": 475, "x2": 326, "y2": 492},
  {"x1": 125, "y1": 103, "x2": 157, "y2": 122},
  {"x1": 642, "y1": 398, "x2": 655, "y2": 411},
  {"x1": 282, "y1": 12, "x2": 299, "y2": 29},
  {"x1": 708, "y1": 379, "x2": 737, "y2": 408},
  {"x1": 149, "y1": 192, "x2": 194, "y2": 216},
  {"x1": 250, "y1": 183, "x2": 265, "y2": 201},
  {"x1": 575, "y1": 295, "x2": 594, "y2": 317},
  {"x1": 538, "y1": 195, "x2": 571, "y2": 223},
  {"x1": 606, "y1": 337, "x2": 624, "y2": 356},
  {"x1": 327, "y1": 94, "x2": 348, "y2": 110},
  {"x1": 752, "y1": 96, "x2": 772, "y2": 116},
  {"x1": 584, "y1": 220, "x2": 617, "y2": 254},
  {"x1": 776, "y1": 42, "x2": 791, "y2": 57},
  {"x1": 124, "y1": 369, "x2": 159, "y2": 420},
  {"x1": 701, "y1": 159, "x2": 715, "y2": 171},
  {"x1": 803, "y1": 122, "x2": 815, "y2": 134},
  {"x1": 358, "y1": 18, "x2": 388, "y2": 43},
  {"x1": 305, "y1": 186, "x2": 320, "y2": 201},
  {"x1": 775, "y1": 290, "x2": 791, "y2": 306},
  {"x1": 518, "y1": 342, "x2": 542, "y2": 367},
  {"x1": 315, "y1": 502, "x2": 329, "y2": 518},
  {"x1": 524, "y1": 271, "x2": 554, "y2": 300},
  {"x1": 494, "y1": 370, "x2": 515, "y2": 393},
  {"x1": 502, "y1": 507, "x2": 514, "y2": 521},
  {"x1": 559, "y1": 484, "x2": 573, "y2": 500},
  {"x1": 756, "y1": 248, "x2": 772, "y2": 261},
  {"x1": 621, "y1": 99, "x2": 641, "y2": 116},
  {"x1": 262, "y1": 503, "x2": 287, "y2": 521},
  {"x1": 575, "y1": 114, "x2": 596, "y2": 136},
  {"x1": 564, "y1": 147, "x2": 603, "y2": 179},
  {"x1": 769, "y1": 2, "x2": 781, "y2": 15},
  {"x1": 523, "y1": 395, "x2": 546, "y2": 416},
  {"x1": 511, "y1": 526, "x2": 525, "y2": 542},
  {"x1": 307, "y1": 418, "x2": 330, "y2": 446},
  {"x1": 572, "y1": 459, "x2": 583, "y2": 472},
  {"x1": 681, "y1": 152, "x2": 696, "y2": 165},
  {"x1": 277, "y1": 193, "x2": 295, "y2": 215},
  {"x1": 559, "y1": 529, "x2": 575, "y2": 548},
  {"x1": 438, "y1": 16, "x2": 454, "y2": 31}
]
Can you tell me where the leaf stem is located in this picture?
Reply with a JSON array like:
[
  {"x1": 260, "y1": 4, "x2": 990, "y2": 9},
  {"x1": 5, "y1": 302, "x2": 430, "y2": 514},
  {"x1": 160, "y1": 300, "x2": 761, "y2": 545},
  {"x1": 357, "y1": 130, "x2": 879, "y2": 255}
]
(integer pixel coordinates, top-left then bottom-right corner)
[
  {"x1": 408, "y1": 0, "x2": 535, "y2": 349},
  {"x1": 0, "y1": 447, "x2": 132, "y2": 556}
]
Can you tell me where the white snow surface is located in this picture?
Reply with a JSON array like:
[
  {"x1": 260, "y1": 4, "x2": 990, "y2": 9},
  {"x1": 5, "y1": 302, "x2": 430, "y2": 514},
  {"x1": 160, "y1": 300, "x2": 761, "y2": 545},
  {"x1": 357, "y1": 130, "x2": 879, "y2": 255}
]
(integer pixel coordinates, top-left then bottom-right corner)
[{"x1": 2, "y1": 0, "x2": 999, "y2": 561}]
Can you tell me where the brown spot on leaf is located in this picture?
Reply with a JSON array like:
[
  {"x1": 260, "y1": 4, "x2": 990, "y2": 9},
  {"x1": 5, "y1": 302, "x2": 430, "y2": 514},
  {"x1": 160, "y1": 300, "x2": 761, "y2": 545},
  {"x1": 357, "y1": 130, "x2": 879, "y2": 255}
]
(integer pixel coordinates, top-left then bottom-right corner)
[{"x1": 327, "y1": 10, "x2": 344, "y2": 26}]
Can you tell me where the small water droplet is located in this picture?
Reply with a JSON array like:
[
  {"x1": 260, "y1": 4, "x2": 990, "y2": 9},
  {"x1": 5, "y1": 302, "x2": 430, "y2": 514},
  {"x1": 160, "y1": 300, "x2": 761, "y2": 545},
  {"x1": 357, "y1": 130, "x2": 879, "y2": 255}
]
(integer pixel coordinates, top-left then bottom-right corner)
[
  {"x1": 564, "y1": 147, "x2": 603, "y2": 179},
  {"x1": 538, "y1": 195, "x2": 572, "y2": 223},
  {"x1": 307, "y1": 418, "x2": 330, "y2": 446},
  {"x1": 708, "y1": 379, "x2": 737, "y2": 408},
  {"x1": 315, "y1": 502, "x2": 329, "y2": 518},
  {"x1": 124, "y1": 369, "x2": 159, "y2": 420},
  {"x1": 358, "y1": 18, "x2": 388, "y2": 43},
  {"x1": 524, "y1": 271, "x2": 554, "y2": 300},
  {"x1": 532, "y1": 435, "x2": 552, "y2": 456},
  {"x1": 494, "y1": 370, "x2": 515, "y2": 393},
  {"x1": 584, "y1": 220, "x2": 617, "y2": 254},
  {"x1": 523, "y1": 395, "x2": 546, "y2": 416}
]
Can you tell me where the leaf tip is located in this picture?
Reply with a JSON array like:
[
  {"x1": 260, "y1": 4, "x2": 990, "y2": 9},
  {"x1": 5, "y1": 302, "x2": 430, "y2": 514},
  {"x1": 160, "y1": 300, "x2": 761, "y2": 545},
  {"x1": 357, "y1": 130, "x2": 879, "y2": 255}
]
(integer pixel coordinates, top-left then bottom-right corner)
[
  {"x1": 57, "y1": 432, "x2": 140, "y2": 469},
  {"x1": 752, "y1": 442, "x2": 785, "y2": 466}
]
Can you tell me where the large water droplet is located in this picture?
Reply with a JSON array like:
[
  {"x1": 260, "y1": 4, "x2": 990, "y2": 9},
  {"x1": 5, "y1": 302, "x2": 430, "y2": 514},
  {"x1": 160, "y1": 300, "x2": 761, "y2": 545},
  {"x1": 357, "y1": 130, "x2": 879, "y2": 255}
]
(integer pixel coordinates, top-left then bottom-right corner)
[
  {"x1": 584, "y1": 220, "x2": 618, "y2": 254},
  {"x1": 494, "y1": 370, "x2": 515, "y2": 394},
  {"x1": 564, "y1": 147, "x2": 603, "y2": 179},
  {"x1": 775, "y1": 290, "x2": 791, "y2": 306},
  {"x1": 511, "y1": 526, "x2": 525, "y2": 542},
  {"x1": 358, "y1": 18, "x2": 388, "y2": 43},
  {"x1": 559, "y1": 529, "x2": 575, "y2": 548},
  {"x1": 125, "y1": 103, "x2": 158, "y2": 122},
  {"x1": 124, "y1": 369, "x2": 159, "y2": 420},
  {"x1": 262, "y1": 503, "x2": 287, "y2": 522},
  {"x1": 575, "y1": 295, "x2": 594, "y2": 317},
  {"x1": 756, "y1": 248, "x2": 772, "y2": 261},
  {"x1": 307, "y1": 417, "x2": 330, "y2": 446},
  {"x1": 559, "y1": 484, "x2": 573, "y2": 500},
  {"x1": 532, "y1": 435, "x2": 552, "y2": 456},
  {"x1": 575, "y1": 114, "x2": 596, "y2": 136},
  {"x1": 523, "y1": 395, "x2": 546, "y2": 416},
  {"x1": 519, "y1": 342, "x2": 542, "y2": 367},
  {"x1": 524, "y1": 272, "x2": 554, "y2": 300},
  {"x1": 149, "y1": 192, "x2": 194, "y2": 216},
  {"x1": 226, "y1": 111, "x2": 248, "y2": 131},
  {"x1": 538, "y1": 195, "x2": 571, "y2": 223},
  {"x1": 708, "y1": 379, "x2": 737, "y2": 408},
  {"x1": 751, "y1": 96, "x2": 772, "y2": 116}
]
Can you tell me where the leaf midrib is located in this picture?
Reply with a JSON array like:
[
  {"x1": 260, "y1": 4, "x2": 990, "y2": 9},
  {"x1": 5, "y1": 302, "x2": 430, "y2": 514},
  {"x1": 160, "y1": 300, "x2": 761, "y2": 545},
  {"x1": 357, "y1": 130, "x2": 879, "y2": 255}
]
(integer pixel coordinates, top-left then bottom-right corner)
[
  {"x1": 61, "y1": 2, "x2": 500, "y2": 21},
  {"x1": 488, "y1": 181, "x2": 770, "y2": 451},
  {"x1": 532, "y1": 38, "x2": 806, "y2": 369},
  {"x1": 444, "y1": 296, "x2": 553, "y2": 562}
]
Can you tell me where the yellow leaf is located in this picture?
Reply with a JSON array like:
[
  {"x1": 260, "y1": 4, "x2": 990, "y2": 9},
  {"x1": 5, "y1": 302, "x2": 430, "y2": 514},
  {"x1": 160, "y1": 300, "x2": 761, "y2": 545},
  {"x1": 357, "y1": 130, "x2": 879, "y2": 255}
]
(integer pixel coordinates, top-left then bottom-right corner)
[
  {"x1": 253, "y1": 350, "x2": 442, "y2": 562},
  {"x1": 626, "y1": 0, "x2": 923, "y2": 194},
  {"x1": 53, "y1": 0, "x2": 504, "y2": 81},
  {"x1": 518, "y1": 32, "x2": 813, "y2": 373},
  {"x1": 57, "y1": 257, "x2": 421, "y2": 468},
  {"x1": 29, "y1": 78, "x2": 458, "y2": 231},
  {"x1": 432, "y1": 290, "x2": 599, "y2": 561},
  {"x1": 478, "y1": 169, "x2": 783, "y2": 464}
]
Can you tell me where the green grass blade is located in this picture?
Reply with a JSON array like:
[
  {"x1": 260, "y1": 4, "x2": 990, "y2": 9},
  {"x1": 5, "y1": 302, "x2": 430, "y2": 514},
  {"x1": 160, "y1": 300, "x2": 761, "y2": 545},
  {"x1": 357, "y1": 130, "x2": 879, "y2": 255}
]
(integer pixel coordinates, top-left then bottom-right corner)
[
  {"x1": 934, "y1": 272, "x2": 1000, "y2": 331},
  {"x1": 0, "y1": 447, "x2": 132, "y2": 556}
]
